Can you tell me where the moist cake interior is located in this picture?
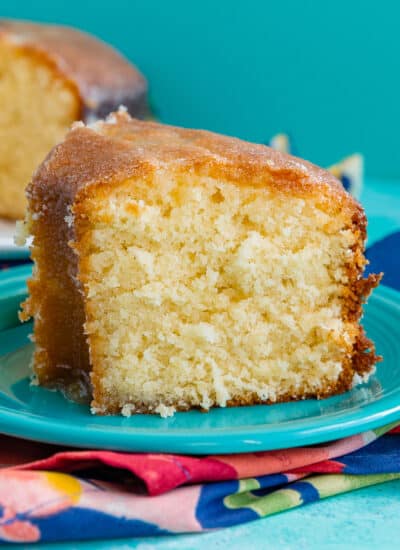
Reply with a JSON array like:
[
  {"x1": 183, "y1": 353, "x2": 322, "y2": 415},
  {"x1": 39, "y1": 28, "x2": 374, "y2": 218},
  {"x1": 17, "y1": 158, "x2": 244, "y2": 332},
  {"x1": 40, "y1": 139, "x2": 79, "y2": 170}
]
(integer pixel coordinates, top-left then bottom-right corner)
[
  {"x1": 20, "y1": 115, "x2": 380, "y2": 417},
  {"x1": 0, "y1": 43, "x2": 79, "y2": 219},
  {"x1": 80, "y1": 178, "x2": 373, "y2": 415}
]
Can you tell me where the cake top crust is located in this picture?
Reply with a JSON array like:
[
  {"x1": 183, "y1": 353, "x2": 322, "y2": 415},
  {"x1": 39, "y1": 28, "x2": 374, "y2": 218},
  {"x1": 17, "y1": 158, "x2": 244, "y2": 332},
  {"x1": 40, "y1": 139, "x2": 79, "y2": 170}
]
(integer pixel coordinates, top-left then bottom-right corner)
[
  {"x1": 29, "y1": 110, "x2": 364, "y2": 230},
  {"x1": 0, "y1": 20, "x2": 147, "y2": 115}
]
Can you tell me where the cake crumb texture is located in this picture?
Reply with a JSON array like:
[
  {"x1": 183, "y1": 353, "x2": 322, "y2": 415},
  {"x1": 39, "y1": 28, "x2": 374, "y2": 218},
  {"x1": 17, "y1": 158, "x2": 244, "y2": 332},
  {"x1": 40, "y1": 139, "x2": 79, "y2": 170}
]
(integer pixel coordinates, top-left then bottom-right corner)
[
  {"x1": 0, "y1": 19, "x2": 148, "y2": 219},
  {"x1": 21, "y1": 112, "x2": 381, "y2": 416},
  {"x1": 79, "y1": 172, "x2": 379, "y2": 413},
  {"x1": 0, "y1": 40, "x2": 78, "y2": 219}
]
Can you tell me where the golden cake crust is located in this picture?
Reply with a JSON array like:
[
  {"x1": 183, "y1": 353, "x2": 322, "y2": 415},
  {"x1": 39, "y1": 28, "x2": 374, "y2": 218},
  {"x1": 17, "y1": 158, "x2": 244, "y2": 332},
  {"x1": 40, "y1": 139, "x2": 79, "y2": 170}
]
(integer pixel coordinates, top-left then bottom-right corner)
[
  {"x1": 0, "y1": 20, "x2": 148, "y2": 119},
  {"x1": 23, "y1": 112, "x2": 381, "y2": 415},
  {"x1": 31, "y1": 111, "x2": 362, "y2": 214}
]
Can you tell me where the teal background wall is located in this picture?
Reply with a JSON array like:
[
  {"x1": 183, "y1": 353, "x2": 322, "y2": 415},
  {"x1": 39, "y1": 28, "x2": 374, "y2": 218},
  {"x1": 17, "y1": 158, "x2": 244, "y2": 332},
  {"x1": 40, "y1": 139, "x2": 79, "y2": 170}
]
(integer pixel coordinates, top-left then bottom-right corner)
[{"x1": 1, "y1": 0, "x2": 399, "y2": 178}]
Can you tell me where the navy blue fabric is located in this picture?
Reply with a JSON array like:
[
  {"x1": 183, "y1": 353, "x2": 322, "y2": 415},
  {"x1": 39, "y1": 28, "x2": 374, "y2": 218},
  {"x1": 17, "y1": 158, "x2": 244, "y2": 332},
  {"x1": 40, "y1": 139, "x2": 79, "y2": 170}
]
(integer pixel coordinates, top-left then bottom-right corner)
[
  {"x1": 342, "y1": 435, "x2": 400, "y2": 474},
  {"x1": 365, "y1": 232, "x2": 400, "y2": 291},
  {"x1": 30, "y1": 507, "x2": 170, "y2": 542},
  {"x1": 196, "y1": 479, "x2": 257, "y2": 528},
  {"x1": 288, "y1": 481, "x2": 320, "y2": 504}
]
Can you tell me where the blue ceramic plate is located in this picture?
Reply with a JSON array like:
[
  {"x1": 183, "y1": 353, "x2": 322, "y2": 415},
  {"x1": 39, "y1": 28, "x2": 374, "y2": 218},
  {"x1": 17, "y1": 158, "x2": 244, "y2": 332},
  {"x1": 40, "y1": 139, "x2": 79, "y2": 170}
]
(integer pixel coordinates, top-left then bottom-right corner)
[{"x1": 0, "y1": 267, "x2": 399, "y2": 454}]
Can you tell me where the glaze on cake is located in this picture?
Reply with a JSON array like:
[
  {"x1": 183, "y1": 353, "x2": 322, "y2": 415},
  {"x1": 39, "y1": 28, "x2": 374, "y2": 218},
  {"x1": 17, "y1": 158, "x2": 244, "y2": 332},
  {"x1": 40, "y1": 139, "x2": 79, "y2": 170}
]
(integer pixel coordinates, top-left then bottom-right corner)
[
  {"x1": 19, "y1": 111, "x2": 381, "y2": 416},
  {"x1": 0, "y1": 19, "x2": 148, "y2": 219}
]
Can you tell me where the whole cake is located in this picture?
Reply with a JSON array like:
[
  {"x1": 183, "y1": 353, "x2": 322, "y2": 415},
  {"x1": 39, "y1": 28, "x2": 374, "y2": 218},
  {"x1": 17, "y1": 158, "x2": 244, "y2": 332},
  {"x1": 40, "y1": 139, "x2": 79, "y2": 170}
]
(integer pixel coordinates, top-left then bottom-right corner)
[
  {"x1": 0, "y1": 19, "x2": 148, "y2": 220},
  {"x1": 19, "y1": 110, "x2": 381, "y2": 417}
]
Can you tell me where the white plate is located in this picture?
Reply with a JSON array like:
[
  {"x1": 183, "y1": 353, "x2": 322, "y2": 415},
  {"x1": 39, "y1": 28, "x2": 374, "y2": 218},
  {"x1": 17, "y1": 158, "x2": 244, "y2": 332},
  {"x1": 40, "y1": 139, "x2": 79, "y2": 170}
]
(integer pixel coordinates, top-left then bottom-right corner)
[{"x1": 0, "y1": 218, "x2": 30, "y2": 260}]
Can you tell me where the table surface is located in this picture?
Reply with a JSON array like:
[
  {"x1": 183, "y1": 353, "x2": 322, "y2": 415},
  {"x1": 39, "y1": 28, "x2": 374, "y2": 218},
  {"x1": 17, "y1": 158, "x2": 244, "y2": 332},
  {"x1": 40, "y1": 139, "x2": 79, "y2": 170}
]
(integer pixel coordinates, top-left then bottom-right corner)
[{"x1": 2, "y1": 178, "x2": 400, "y2": 550}]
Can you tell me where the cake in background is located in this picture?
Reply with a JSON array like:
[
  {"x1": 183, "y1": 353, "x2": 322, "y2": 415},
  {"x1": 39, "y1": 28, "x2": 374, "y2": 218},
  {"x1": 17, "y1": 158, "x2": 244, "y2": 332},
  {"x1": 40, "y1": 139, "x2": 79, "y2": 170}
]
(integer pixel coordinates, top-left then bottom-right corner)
[
  {"x1": 0, "y1": 19, "x2": 149, "y2": 220},
  {"x1": 18, "y1": 110, "x2": 381, "y2": 417}
]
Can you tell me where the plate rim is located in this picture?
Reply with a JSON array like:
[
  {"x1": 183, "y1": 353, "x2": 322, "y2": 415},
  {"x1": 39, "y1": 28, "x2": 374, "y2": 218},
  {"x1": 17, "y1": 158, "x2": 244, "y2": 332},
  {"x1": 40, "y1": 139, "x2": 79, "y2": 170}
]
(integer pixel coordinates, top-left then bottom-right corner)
[{"x1": 0, "y1": 283, "x2": 399, "y2": 454}]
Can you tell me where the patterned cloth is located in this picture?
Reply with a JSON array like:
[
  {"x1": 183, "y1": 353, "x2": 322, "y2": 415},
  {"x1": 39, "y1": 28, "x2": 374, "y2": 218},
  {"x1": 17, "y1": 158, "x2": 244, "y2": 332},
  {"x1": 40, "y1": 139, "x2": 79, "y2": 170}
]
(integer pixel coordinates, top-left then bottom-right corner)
[
  {"x1": 0, "y1": 425, "x2": 399, "y2": 543},
  {"x1": 1, "y1": 145, "x2": 400, "y2": 543}
]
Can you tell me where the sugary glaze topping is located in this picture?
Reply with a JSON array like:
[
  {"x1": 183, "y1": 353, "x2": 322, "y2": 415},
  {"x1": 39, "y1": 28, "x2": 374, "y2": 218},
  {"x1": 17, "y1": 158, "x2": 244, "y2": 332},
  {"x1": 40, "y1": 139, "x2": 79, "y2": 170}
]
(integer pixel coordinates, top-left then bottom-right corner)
[
  {"x1": 30, "y1": 110, "x2": 364, "y2": 230},
  {"x1": 0, "y1": 20, "x2": 148, "y2": 116}
]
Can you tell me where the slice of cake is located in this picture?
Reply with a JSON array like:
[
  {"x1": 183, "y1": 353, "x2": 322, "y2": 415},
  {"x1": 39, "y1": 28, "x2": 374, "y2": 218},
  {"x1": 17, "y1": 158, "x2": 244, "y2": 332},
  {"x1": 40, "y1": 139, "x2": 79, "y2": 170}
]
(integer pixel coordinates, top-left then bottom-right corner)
[
  {"x1": 19, "y1": 110, "x2": 381, "y2": 416},
  {"x1": 0, "y1": 19, "x2": 149, "y2": 220}
]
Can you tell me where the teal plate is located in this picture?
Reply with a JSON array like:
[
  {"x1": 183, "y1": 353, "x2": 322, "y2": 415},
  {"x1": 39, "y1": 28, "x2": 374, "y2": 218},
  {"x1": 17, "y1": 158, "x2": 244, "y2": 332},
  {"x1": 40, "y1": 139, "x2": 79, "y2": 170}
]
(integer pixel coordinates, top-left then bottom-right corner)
[{"x1": 0, "y1": 274, "x2": 399, "y2": 454}]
